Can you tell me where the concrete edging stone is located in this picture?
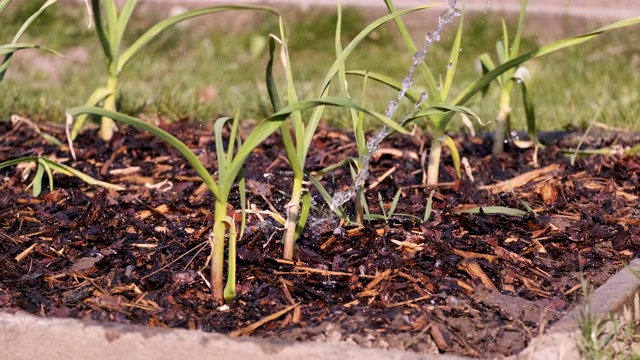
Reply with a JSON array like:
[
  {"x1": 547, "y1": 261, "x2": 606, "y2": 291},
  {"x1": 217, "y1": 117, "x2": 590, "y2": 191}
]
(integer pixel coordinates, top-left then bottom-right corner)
[
  {"x1": 516, "y1": 258, "x2": 640, "y2": 360},
  {"x1": 0, "y1": 309, "x2": 470, "y2": 360}
]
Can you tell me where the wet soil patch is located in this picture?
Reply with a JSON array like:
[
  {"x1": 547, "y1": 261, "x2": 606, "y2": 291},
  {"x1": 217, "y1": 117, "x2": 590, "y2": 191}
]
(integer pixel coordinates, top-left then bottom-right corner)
[{"x1": 1, "y1": 119, "x2": 639, "y2": 358}]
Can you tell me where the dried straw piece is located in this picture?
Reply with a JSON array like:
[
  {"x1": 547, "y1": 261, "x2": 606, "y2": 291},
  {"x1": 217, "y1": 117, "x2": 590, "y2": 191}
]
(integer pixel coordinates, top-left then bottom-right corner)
[
  {"x1": 480, "y1": 163, "x2": 561, "y2": 194},
  {"x1": 453, "y1": 248, "x2": 497, "y2": 263},
  {"x1": 430, "y1": 324, "x2": 449, "y2": 351},
  {"x1": 364, "y1": 269, "x2": 392, "y2": 291},
  {"x1": 369, "y1": 166, "x2": 397, "y2": 190},
  {"x1": 274, "y1": 259, "x2": 375, "y2": 278},
  {"x1": 458, "y1": 259, "x2": 497, "y2": 290},
  {"x1": 386, "y1": 295, "x2": 432, "y2": 308},
  {"x1": 15, "y1": 243, "x2": 37, "y2": 262},
  {"x1": 230, "y1": 304, "x2": 297, "y2": 337}
]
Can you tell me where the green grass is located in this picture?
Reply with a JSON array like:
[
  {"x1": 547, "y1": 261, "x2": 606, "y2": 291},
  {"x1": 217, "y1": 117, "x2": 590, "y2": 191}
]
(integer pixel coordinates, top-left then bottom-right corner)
[
  {"x1": 577, "y1": 278, "x2": 640, "y2": 360},
  {"x1": 1, "y1": 3, "x2": 639, "y2": 132}
]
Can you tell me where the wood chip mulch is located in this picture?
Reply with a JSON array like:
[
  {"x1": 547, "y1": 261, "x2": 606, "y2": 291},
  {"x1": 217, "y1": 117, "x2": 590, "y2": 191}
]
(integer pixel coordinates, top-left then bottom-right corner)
[{"x1": 0, "y1": 118, "x2": 639, "y2": 358}]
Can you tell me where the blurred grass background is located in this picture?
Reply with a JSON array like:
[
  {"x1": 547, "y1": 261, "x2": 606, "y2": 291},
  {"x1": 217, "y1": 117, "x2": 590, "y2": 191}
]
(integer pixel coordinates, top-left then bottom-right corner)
[{"x1": 1, "y1": 1, "x2": 639, "y2": 133}]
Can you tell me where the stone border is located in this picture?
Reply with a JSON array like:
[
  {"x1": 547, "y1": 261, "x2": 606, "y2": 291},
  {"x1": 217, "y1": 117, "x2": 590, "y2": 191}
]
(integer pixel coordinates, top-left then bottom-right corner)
[
  {"x1": 0, "y1": 310, "x2": 470, "y2": 360},
  {"x1": 2, "y1": 259, "x2": 640, "y2": 359},
  {"x1": 517, "y1": 258, "x2": 640, "y2": 359}
]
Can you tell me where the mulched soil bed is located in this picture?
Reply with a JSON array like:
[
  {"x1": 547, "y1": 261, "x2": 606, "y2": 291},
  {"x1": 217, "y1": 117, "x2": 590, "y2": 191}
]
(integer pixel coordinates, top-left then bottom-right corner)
[{"x1": 1, "y1": 118, "x2": 639, "y2": 358}]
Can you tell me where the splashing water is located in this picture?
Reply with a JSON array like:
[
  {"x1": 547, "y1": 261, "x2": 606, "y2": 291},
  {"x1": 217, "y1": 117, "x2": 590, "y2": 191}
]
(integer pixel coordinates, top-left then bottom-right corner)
[{"x1": 331, "y1": 0, "x2": 461, "y2": 210}]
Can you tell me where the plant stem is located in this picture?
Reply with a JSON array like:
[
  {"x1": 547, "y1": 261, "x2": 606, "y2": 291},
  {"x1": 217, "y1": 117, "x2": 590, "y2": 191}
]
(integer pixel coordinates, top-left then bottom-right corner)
[
  {"x1": 492, "y1": 93, "x2": 511, "y2": 154},
  {"x1": 210, "y1": 200, "x2": 228, "y2": 303},
  {"x1": 100, "y1": 76, "x2": 118, "y2": 141},
  {"x1": 223, "y1": 214, "x2": 237, "y2": 304},
  {"x1": 283, "y1": 176, "x2": 303, "y2": 260},
  {"x1": 425, "y1": 130, "x2": 443, "y2": 186},
  {"x1": 355, "y1": 185, "x2": 364, "y2": 223}
]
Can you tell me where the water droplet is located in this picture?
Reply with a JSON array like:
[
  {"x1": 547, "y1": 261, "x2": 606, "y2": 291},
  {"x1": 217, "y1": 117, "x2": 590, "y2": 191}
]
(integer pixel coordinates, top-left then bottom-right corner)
[
  {"x1": 436, "y1": 84, "x2": 441, "y2": 91},
  {"x1": 322, "y1": 280, "x2": 336, "y2": 288},
  {"x1": 516, "y1": 78, "x2": 523, "y2": 84},
  {"x1": 333, "y1": 0, "x2": 460, "y2": 210},
  {"x1": 447, "y1": 62, "x2": 453, "y2": 69}
]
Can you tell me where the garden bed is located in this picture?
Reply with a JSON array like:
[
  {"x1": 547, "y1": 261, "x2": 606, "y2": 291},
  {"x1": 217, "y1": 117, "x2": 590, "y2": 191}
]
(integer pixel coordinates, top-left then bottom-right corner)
[{"x1": 1, "y1": 119, "x2": 639, "y2": 358}]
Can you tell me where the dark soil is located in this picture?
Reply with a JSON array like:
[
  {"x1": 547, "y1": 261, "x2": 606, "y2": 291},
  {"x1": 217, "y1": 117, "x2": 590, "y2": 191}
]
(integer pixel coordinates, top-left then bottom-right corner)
[{"x1": 1, "y1": 118, "x2": 639, "y2": 358}]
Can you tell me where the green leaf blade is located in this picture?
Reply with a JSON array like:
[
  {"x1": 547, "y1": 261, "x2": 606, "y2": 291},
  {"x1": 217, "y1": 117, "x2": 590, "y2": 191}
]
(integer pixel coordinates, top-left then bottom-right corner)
[
  {"x1": 67, "y1": 107, "x2": 220, "y2": 198},
  {"x1": 118, "y1": 5, "x2": 280, "y2": 73}
]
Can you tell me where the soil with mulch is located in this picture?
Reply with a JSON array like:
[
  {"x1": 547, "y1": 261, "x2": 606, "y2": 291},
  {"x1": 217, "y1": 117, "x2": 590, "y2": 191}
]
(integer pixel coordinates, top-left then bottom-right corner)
[{"x1": 1, "y1": 118, "x2": 639, "y2": 358}]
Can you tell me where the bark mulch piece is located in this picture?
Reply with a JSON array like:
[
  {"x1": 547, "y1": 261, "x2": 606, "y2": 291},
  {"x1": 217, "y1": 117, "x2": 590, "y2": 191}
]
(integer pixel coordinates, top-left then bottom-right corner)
[{"x1": 1, "y1": 118, "x2": 639, "y2": 358}]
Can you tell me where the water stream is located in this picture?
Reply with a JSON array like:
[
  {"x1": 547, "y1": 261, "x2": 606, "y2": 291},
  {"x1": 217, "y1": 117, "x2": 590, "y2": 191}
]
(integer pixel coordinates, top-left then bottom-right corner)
[{"x1": 331, "y1": 0, "x2": 461, "y2": 210}]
